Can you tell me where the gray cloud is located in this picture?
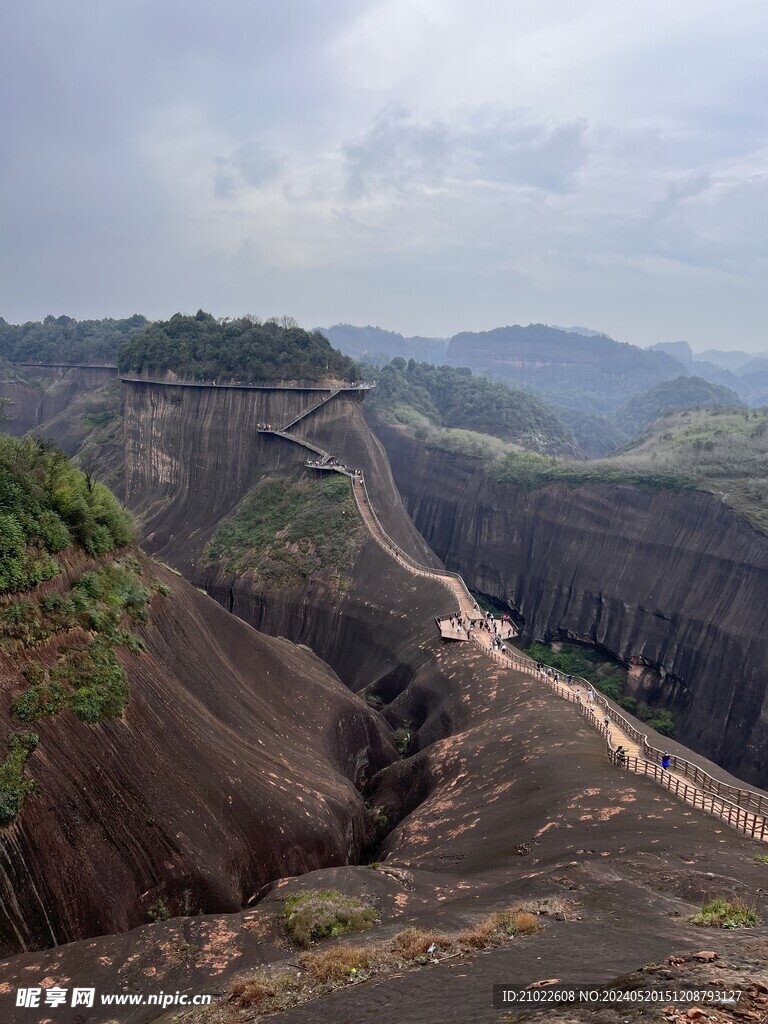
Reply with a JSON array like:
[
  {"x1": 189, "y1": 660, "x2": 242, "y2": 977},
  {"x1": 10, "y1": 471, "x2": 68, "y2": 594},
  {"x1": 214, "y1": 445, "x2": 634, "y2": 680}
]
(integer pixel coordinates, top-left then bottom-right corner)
[
  {"x1": 343, "y1": 108, "x2": 586, "y2": 200},
  {"x1": 1, "y1": 0, "x2": 767, "y2": 348}
]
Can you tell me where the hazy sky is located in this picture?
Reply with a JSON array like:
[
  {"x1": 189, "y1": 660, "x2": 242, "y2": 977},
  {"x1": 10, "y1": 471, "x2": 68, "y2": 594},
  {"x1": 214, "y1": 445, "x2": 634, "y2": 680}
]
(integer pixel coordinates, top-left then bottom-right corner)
[{"x1": 2, "y1": 0, "x2": 767, "y2": 349}]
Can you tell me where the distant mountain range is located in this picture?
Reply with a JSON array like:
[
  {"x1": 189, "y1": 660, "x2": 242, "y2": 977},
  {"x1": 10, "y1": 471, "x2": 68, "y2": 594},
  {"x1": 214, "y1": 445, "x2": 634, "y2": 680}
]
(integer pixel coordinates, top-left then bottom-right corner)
[{"x1": 321, "y1": 322, "x2": 767, "y2": 419}]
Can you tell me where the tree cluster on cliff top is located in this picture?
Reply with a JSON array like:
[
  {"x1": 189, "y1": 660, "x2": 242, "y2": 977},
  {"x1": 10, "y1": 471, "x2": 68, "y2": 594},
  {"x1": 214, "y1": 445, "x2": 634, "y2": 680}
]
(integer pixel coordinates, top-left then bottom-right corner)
[
  {"x1": 118, "y1": 311, "x2": 360, "y2": 383},
  {"x1": 0, "y1": 434, "x2": 135, "y2": 594},
  {"x1": 365, "y1": 357, "x2": 576, "y2": 455},
  {"x1": 0, "y1": 314, "x2": 146, "y2": 365}
]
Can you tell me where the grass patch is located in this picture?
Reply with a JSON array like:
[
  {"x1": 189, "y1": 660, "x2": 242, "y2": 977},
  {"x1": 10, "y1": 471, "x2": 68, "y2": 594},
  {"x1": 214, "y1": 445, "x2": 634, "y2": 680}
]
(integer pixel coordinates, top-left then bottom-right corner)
[
  {"x1": 0, "y1": 732, "x2": 39, "y2": 827},
  {"x1": 692, "y1": 898, "x2": 760, "y2": 929},
  {"x1": 283, "y1": 890, "x2": 379, "y2": 947},
  {"x1": 755, "y1": 854, "x2": 768, "y2": 864},
  {"x1": 204, "y1": 475, "x2": 361, "y2": 587},
  {"x1": 299, "y1": 945, "x2": 371, "y2": 983},
  {"x1": 489, "y1": 448, "x2": 693, "y2": 493},
  {"x1": 0, "y1": 558, "x2": 157, "y2": 828},
  {"x1": 227, "y1": 902, "x2": 548, "y2": 1017}
]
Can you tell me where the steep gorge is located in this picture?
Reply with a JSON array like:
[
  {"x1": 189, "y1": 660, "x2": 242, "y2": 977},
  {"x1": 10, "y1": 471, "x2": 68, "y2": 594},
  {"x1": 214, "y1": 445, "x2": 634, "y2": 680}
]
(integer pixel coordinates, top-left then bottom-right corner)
[
  {"x1": 372, "y1": 419, "x2": 768, "y2": 788},
  {"x1": 0, "y1": 548, "x2": 395, "y2": 955}
]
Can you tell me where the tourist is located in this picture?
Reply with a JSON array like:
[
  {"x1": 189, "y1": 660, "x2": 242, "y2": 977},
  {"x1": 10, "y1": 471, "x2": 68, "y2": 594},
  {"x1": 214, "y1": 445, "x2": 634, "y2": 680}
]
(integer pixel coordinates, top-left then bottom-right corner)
[
  {"x1": 661, "y1": 753, "x2": 671, "y2": 770},
  {"x1": 616, "y1": 746, "x2": 627, "y2": 766},
  {"x1": 604, "y1": 715, "x2": 610, "y2": 729}
]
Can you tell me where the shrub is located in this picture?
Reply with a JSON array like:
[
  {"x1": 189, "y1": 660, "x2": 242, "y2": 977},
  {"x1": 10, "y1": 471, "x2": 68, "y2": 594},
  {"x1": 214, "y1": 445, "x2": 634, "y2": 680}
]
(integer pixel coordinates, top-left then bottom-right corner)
[
  {"x1": 299, "y1": 945, "x2": 371, "y2": 983},
  {"x1": 147, "y1": 899, "x2": 171, "y2": 923},
  {"x1": 0, "y1": 732, "x2": 39, "y2": 827},
  {"x1": 228, "y1": 975, "x2": 275, "y2": 1008},
  {"x1": 391, "y1": 927, "x2": 446, "y2": 959},
  {"x1": 392, "y1": 726, "x2": 411, "y2": 755},
  {"x1": 283, "y1": 890, "x2": 379, "y2": 947},
  {"x1": 755, "y1": 854, "x2": 768, "y2": 864},
  {"x1": 692, "y1": 898, "x2": 760, "y2": 928}
]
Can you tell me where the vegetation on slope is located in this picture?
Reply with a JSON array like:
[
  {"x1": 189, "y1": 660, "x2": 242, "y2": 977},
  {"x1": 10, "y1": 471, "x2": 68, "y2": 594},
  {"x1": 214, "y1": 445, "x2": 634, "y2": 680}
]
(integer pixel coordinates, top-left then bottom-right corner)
[
  {"x1": 0, "y1": 556, "x2": 165, "y2": 825},
  {"x1": 607, "y1": 407, "x2": 768, "y2": 533},
  {"x1": 205, "y1": 475, "x2": 361, "y2": 587},
  {"x1": 561, "y1": 375, "x2": 745, "y2": 456},
  {"x1": 0, "y1": 434, "x2": 134, "y2": 593},
  {"x1": 525, "y1": 640, "x2": 674, "y2": 736},
  {"x1": 0, "y1": 439, "x2": 154, "y2": 827},
  {"x1": 118, "y1": 311, "x2": 360, "y2": 383},
  {"x1": 366, "y1": 357, "x2": 576, "y2": 455},
  {"x1": 446, "y1": 324, "x2": 689, "y2": 416},
  {"x1": 488, "y1": 449, "x2": 693, "y2": 492},
  {"x1": 0, "y1": 314, "x2": 146, "y2": 365}
]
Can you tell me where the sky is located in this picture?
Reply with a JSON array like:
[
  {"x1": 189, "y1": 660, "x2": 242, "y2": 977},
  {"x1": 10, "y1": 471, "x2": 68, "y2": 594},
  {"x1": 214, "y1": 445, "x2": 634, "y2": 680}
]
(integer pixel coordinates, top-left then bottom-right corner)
[{"x1": 2, "y1": 0, "x2": 767, "y2": 350}]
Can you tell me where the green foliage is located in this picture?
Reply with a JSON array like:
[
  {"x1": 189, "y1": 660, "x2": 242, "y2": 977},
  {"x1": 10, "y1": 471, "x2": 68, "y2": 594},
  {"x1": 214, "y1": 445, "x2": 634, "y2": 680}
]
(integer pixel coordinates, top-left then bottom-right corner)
[
  {"x1": 754, "y1": 854, "x2": 768, "y2": 864},
  {"x1": 82, "y1": 410, "x2": 115, "y2": 430},
  {"x1": 392, "y1": 726, "x2": 411, "y2": 755},
  {"x1": 0, "y1": 434, "x2": 135, "y2": 594},
  {"x1": 0, "y1": 313, "x2": 146, "y2": 365},
  {"x1": 0, "y1": 731, "x2": 39, "y2": 827},
  {"x1": 283, "y1": 890, "x2": 379, "y2": 947},
  {"x1": 526, "y1": 640, "x2": 675, "y2": 736},
  {"x1": 489, "y1": 449, "x2": 694, "y2": 493},
  {"x1": 4, "y1": 560, "x2": 152, "y2": 733},
  {"x1": 589, "y1": 407, "x2": 768, "y2": 535},
  {"x1": 559, "y1": 377, "x2": 744, "y2": 457},
  {"x1": 153, "y1": 581, "x2": 172, "y2": 597},
  {"x1": 365, "y1": 357, "x2": 575, "y2": 455},
  {"x1": 692, "y1": 898, "x2": 760, "y2": 929},
  {"x1": 205, "y1": 475, "x2": 360, "y2": 587},
  {"x1": 118, "y1": 311, "x2": 359, "y2": 383},
  {"x1": 148, "y1": 898, "x2": 171, "y2": 923},
  {"x1": 0, "y1": 561, "x2": 151, "y2": 652}
]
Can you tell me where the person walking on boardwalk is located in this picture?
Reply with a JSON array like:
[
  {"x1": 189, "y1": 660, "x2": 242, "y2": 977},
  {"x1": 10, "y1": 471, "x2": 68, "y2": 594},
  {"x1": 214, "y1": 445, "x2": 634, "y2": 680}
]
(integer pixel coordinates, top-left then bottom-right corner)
[{"x1": 661, "y1": 752, "x2": 671, "y2": 770}]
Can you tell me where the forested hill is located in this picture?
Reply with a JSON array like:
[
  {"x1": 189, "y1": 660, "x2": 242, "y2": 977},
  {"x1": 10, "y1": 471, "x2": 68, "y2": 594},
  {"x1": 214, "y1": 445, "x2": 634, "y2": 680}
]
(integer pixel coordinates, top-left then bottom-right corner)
[
  {"x1": 320, "y1": 323, "x2": 450, "y2": 365},
  {"x1": 0, "y1": 315, "x2": 146, "y2": 365},
  {"x1": 0, "y1": 435, "x2": 134, "y2": 593},
  {"x1": 365, "y1": 357, "x2": 577, "y2": 455},
  {"x1": 561, "y1": 375, "x2": 745, "y2": 456},
  {"x1": 118, "y1": 312, "x2": 360, "y2": 383},
  {"x1": 446, "y1": 324, "x2": 688, "y2": 416}
]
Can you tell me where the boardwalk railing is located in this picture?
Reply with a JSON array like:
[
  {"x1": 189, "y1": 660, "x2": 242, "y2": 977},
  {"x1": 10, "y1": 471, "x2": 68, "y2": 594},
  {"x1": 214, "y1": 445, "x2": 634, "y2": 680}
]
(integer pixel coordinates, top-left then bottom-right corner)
[
  {"x1": 354, "y1": 473, "x2": 476, "y2": 609},
  {"x1": 121, "y1": 376, "x2": 375, "y2": 391},
  {"x1": 474, "y1": 635, "x2": 768, "y2": 840}
]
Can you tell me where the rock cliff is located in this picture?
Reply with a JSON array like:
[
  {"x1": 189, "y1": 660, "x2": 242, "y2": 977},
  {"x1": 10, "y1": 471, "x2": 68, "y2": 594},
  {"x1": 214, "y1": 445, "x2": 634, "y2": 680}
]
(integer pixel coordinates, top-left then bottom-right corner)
[
  {"x1": 0, "y1": 549, "x2": 395, "y2": 955},
  {"x1": 372, "y1": 419, "x2": 768, "y2": 788}
]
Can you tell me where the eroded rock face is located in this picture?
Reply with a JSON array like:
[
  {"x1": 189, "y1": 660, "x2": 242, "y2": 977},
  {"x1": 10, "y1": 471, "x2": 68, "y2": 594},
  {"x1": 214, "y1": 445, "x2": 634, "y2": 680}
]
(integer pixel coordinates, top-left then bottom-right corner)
[
  {"x1": 0, "y1": 553, "x2": 396, "y2": 955},
  {"x1": 372, "y1": 420, "x2": 768, "y2": 788},
  {"x1": 123, "y1": 381, "x2": 439, "y2": 570}
]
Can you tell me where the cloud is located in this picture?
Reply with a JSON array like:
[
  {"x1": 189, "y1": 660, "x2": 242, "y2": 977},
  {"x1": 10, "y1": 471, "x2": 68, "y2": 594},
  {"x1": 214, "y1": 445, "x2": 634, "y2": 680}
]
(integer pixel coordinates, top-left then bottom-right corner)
[
  {"x1": 1, "y1": 0, "x2": 767, "y2": 347},
  {"x1": 342, "y1": 108, "x2": 586, "y2": 200}
]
